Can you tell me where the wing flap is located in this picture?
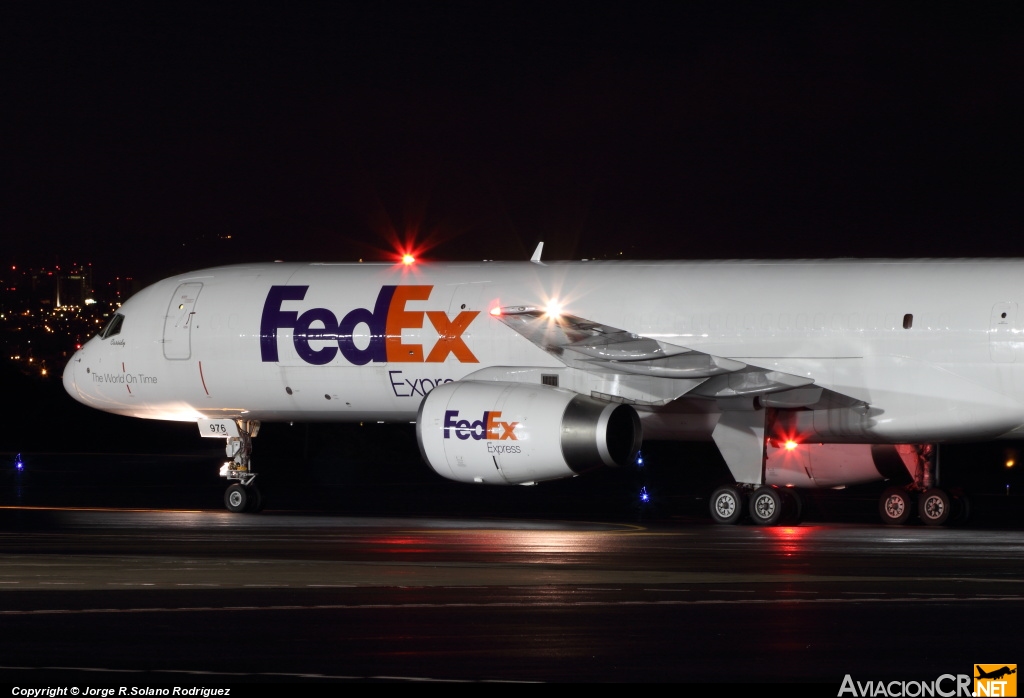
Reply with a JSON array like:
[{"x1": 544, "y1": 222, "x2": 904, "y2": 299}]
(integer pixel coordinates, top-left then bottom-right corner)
[
  {"x1": 690, "y1": 369, "x2": 815, "y2": 398},
  {"x1": 584, "y1": 352, "x2": 746, "y2": 378},
  {"x1": 492, "y1": 306, "x2": 860, "y2": 408}
]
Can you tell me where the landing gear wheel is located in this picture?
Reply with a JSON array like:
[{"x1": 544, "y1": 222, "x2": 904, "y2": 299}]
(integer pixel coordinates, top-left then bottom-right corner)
[
  {"x1": 951, "y1": 493, "x2": 971, "y2": 525},
  {"x1": 879, "y1": 486, "x2": 914, "y2": 525},
  {"x1": 248, "y1": 485, "x2": 264, "y2": 513},
  {"x1": 710, "y1": 485, "x2": 745, "y2": 524},
  {"x1": 781, "y1": 488, "x2": 803, "y2": 525},
  {"x1": 919, "y1": 488, "x2": 951, "y2": 526},
  {"x1": 224, "y1": 483, "x2": 250, "y2": 513},
  {"x1": 749, "y1": 486, "x2": 784, "y2": 526}
]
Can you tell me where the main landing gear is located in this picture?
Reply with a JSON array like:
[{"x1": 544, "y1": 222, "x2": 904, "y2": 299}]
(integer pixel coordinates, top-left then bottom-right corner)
[
  {"x1": 201, "y1": 418, "x2": 265, "y2": 513},
  {"x1": 878, "y1": 486, "x2": 967, "y2": 526},
  {"x1": 709, "y1": 484, "x2": 803, "y2": 526},
  {"x1": 709, "y1": 410, "x2": 804, "y2": 526},
  {"x1": 877, "y1": 445, "x2": 968, "y2": 526}
]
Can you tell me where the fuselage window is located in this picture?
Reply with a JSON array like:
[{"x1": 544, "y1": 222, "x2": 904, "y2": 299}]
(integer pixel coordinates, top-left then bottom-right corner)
[{"x1": 99, "y1": 313, "x2": 125, "y2": 339}]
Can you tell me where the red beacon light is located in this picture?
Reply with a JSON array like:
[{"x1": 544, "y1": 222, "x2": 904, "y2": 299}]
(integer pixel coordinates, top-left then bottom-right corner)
[
  {"x1": 784, "y1": 440, "x2": 799, "y2": 451},
  {"x1": 402, "y1": 254, "x2": 416, "y2": 266}
]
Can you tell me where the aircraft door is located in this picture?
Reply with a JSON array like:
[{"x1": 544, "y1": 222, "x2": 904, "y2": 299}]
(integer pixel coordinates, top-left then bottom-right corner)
[
  {"x1": 448, "y1": 283, "x2": 485, "y2": 315},
  {"x1": 989, "y1": 301, "x2": 1018, "y2": 363},
  {"x1": 163, "y1": 283, "x2": 203, "y2": 360}
]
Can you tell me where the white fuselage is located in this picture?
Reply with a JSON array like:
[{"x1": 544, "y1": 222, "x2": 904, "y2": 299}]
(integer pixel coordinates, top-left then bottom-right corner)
[{"x1": 63, "y1": 259, "x2": 1024, "y2": 444}]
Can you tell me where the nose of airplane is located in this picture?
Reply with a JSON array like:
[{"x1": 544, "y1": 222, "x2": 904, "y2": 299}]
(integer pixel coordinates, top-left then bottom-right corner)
[{"x1": 63, "y1": 350, "x2": 84, "y2": 403}]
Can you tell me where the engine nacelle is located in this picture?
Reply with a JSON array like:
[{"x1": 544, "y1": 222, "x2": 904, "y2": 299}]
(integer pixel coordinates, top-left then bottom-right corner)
[
  {"x1": 764, "y1": 441, "x2": 913, "y2": 488},
  {"x1": 416, "y1": 381, "x2": 642, "y2": 485}
]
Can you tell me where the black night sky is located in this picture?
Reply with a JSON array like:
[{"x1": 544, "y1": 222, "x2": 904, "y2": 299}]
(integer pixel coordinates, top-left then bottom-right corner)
[{"x1": 4, "y1": 3, "x2": 1024, "y2": 285}]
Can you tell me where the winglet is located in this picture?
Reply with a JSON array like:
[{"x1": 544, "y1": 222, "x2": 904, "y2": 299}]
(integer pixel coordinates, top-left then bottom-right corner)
[{"x1": 530, "y1": 242, "x2": 544, "y2": 263}]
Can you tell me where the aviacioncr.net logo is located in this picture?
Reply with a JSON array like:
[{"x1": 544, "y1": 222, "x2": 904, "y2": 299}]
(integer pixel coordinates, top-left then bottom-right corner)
[
  {"x1": 975, "y1": 665, "x2": 1017, "y2": 697},
  {"x1": 838, "y1": 674, "x2": 973, "y2": 697}
]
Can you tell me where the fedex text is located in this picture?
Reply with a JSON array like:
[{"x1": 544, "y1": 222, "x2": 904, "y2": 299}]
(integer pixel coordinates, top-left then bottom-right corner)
[
  {"x1": 260, "y1": 285, "x2": 479, "y2": 366},
  {"x1": 389, "y1": 370, "x2": 454, "y2": 397},
  {"x1": 443, "y1": 410, "x2": 519, "y2": 441}
]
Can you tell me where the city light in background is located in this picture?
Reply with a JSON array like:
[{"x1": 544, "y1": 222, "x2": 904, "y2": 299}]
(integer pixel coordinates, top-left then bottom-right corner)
[{"x1": 0, "y1": 264, "x2": 132, "y2": 379}]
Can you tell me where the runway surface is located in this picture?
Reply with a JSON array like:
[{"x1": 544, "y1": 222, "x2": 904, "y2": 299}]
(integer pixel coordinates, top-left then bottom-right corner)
[{"x1": 1, "y1": 504, "x2": 1022, "y2": 685}]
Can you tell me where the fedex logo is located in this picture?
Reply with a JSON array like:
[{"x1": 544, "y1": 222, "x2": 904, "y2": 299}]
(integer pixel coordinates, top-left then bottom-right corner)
[
  {"x1": 443, "y1": 410, "x2": 519, "y2": 440},
  {"x1": 260, "y1": 285, "x2": 479, "y2": 366}
]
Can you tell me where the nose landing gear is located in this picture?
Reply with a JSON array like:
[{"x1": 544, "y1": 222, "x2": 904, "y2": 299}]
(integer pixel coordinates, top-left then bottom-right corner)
[
  {"x1": 224, "y1": 481, "x2": 263, "y2": 513},
  {"x1": 199, "y1": 418, "x2": 264, "y2": 513}
]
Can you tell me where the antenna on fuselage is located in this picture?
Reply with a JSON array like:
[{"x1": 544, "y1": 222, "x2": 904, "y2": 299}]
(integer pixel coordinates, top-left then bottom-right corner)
[{"x1": 530, "y1": 242, "x2": 544, "y2": 263}]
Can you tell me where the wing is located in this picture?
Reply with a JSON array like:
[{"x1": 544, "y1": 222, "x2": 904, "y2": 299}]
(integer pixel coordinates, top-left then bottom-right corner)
[{"x1": 481, "y1": 306, "x2": 863, "y2": 408}]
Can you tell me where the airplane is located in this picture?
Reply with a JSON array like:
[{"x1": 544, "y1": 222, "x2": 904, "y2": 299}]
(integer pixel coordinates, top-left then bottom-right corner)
[
  {"x1": 976, "y1": 666, "x2": 1017, "y2": 680},
  {"x1": 61, "y1": 246, "x2": 1024, "y2": 524}
]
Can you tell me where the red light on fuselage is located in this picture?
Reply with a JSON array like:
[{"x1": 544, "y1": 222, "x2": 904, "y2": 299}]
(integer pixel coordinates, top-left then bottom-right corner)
[
  {"x1": 489, "y1": 306, "x2": 502, "y2": 316},
  {"x1": 402, "y1": 254, "x2": 415, "y2": 266},
  {"x1": 785, "y1": 440, "x2": 798, "y2": 451}
]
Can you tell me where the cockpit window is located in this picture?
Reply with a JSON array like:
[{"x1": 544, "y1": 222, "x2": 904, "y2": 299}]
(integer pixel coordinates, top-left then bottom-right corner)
[{"x1": 99, "y1": 313, "x2": 125, "y2": 339}]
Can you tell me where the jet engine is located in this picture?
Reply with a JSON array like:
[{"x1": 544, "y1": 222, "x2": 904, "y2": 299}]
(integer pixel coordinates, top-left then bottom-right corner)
[{"x1": 416, "y1": 381, "x2": 642, "y2": 485}]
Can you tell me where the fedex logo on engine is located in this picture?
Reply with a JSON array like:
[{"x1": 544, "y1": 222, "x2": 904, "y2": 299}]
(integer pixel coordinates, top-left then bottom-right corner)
[
  {"x1": 443, "y1": 410, "x2": 519, "y2": 441},
  {"x1": 260, "y1": 285, "x2": 479, "y2": 366}
]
